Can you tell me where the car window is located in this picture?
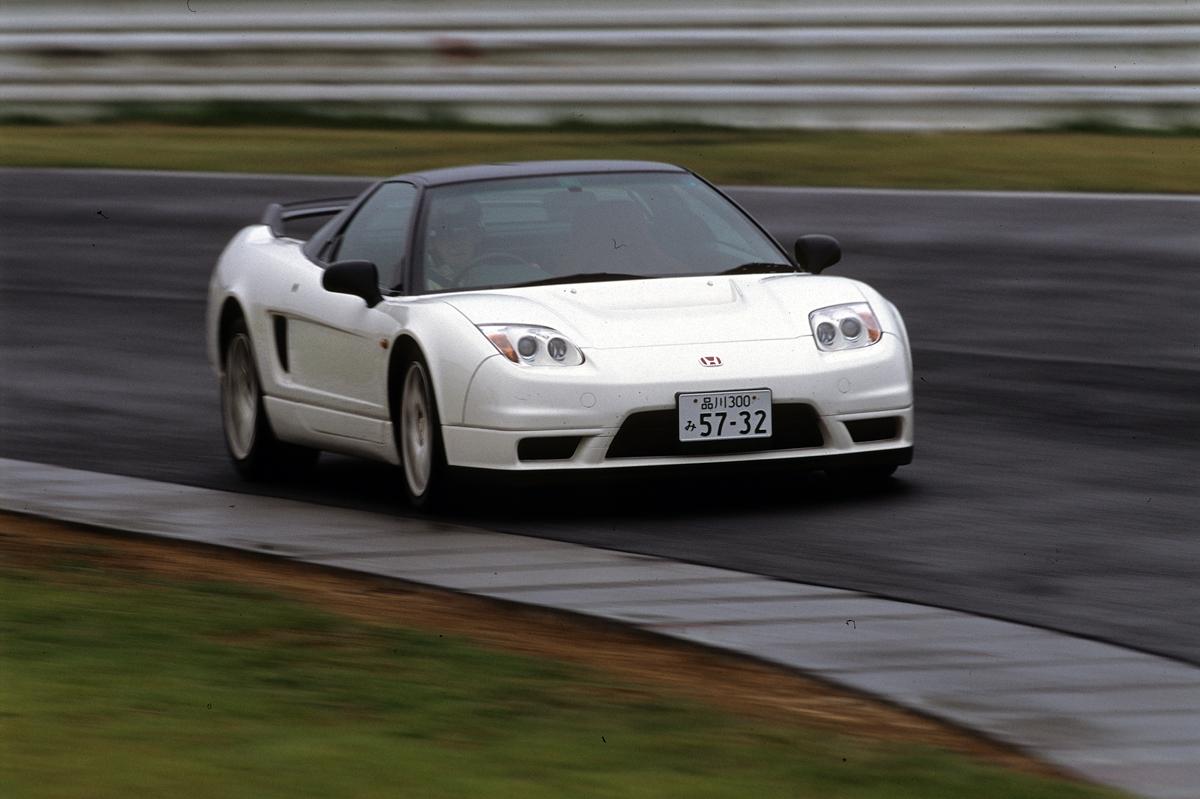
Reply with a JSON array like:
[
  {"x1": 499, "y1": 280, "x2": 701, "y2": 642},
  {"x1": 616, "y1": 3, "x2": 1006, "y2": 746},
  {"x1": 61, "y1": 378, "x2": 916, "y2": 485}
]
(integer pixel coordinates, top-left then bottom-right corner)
[
  {"x1": 414, "y1": 173, "x2": 787, "y2": 293},
  {"x1": 333, "y1": 182, "x2": 418, "y2": 286},
  {"x1": 655, "y1": 185, "x2": 769, "y2": 258}
]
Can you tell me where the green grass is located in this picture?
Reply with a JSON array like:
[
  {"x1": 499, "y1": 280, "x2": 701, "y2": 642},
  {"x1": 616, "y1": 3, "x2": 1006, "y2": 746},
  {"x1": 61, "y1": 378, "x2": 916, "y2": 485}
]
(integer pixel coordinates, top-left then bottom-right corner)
[
  {"x1": 2, "y1": 121, "x2": 1197, "y2": 193},
  {"x1": 0, "y1": 544, "x2": 1127, "y2": 799}
]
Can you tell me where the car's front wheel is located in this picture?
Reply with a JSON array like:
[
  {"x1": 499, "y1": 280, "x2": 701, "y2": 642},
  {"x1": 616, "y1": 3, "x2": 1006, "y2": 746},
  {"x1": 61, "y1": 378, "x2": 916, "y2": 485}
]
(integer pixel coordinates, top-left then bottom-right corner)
[
  {"x1": 221, "y1": 317, "x2": 317, "y2": 480},
  {"x1": 398, "y1": 356, "x2": 450, "y2": 509}
]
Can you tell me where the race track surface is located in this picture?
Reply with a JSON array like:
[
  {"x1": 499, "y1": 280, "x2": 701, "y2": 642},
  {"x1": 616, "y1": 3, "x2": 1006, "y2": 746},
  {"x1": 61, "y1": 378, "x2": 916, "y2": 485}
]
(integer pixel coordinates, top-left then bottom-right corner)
[{"x1": 2, "y1": 168, "x2": 1197, "y2": 663}]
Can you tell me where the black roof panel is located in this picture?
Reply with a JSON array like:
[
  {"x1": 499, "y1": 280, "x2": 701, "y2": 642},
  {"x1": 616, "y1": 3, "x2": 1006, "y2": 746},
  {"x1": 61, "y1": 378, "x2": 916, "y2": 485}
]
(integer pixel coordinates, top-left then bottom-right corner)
[{"x1": 391, "y1": 160, "x2": 688, "y2": 187}]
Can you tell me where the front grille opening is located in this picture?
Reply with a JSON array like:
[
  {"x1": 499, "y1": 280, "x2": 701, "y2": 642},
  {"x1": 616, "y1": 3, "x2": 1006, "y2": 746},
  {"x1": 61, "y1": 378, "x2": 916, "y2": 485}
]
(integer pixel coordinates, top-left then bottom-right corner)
[
  {"x1": 845, "y1": 416, "x2": 901, "y2": 443},
  {"x1": 518, "y1": 436, "x2": 582, "y2": 462},
  {"x1": 606, "y1": 404, "x2": 824, "y2": 459}
]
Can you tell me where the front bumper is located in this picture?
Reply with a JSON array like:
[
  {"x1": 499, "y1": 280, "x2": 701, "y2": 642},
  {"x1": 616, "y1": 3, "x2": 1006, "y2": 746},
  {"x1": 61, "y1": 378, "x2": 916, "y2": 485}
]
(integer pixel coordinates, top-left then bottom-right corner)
[{"x1": 443, "y1": 334, "x2": 913, "y2": 471}]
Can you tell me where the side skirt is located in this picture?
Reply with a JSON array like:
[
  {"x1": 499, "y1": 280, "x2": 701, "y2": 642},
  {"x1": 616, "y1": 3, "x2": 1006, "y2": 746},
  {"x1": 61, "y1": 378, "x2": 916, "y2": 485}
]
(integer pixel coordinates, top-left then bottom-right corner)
[{"x1": 264, "y1": 396, "x2": 399, "y2": 465}]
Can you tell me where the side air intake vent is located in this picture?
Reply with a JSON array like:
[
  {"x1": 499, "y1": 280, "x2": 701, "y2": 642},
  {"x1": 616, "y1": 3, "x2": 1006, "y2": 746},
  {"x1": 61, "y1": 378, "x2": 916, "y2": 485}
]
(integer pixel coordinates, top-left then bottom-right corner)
[{"x1": 272, "y1": 315, "x2": 289, "y2": 372}]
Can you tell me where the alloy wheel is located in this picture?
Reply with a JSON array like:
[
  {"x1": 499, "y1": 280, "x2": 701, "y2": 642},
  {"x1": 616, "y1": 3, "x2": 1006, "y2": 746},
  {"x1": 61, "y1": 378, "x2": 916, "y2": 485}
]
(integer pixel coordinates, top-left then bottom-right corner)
[
  {"x1": 401, "y1": 362, "x2": 433, "y2": 497},
  {"x1": 222, "y1": 333, "x2": 258, "y2": 460}
]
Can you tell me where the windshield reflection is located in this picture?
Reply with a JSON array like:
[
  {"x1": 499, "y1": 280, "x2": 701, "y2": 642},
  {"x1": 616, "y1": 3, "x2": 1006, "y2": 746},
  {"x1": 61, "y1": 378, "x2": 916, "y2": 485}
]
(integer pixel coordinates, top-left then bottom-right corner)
[{"x1": 414, "y1": 172, "x2": 789, "y2": 293}]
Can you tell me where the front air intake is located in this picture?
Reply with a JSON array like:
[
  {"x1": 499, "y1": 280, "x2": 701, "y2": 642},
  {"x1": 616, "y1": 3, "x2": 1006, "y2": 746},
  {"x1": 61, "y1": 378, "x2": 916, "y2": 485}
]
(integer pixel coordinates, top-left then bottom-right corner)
[
  {"x1": 845, "y1": 417, "x2": 901, "y2": 443},
  {"x1": 518, "y1": 436, "x2": 582, "y2": 461},
  {"x1": 606, "y1": 404, "x2": 824, "y2": 459}
]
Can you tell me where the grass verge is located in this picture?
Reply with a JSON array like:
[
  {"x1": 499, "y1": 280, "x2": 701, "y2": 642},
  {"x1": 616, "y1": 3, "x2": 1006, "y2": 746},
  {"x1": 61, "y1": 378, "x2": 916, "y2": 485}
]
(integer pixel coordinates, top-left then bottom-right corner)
[
  {"x1": 2, "y1": 122, "x2": 1197, "y2": 193},
  {"x1": 0, "y1": 513, "x2": 1127, "y2": 799}
]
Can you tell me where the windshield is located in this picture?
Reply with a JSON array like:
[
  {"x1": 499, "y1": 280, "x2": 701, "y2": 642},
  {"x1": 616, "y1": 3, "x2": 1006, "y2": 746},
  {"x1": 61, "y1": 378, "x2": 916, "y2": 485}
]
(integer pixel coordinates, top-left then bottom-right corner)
[{"x1": 414, "y1": 172, "x2": 789, "y2": 293}]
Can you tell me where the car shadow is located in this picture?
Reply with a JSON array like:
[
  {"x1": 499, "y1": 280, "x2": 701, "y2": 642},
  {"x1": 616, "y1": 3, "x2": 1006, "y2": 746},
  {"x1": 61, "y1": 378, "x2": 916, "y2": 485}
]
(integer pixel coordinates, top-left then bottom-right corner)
[{"x1": 278, "y1": 455, "x2": 915, "y2": 526}]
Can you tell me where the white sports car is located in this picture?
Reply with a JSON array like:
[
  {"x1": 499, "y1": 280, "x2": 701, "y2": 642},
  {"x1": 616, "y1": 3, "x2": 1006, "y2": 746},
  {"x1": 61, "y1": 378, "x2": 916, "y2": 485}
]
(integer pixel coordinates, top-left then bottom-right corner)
[{"x1": 207, "y1": 161, "x2": 913, "y2": 507}]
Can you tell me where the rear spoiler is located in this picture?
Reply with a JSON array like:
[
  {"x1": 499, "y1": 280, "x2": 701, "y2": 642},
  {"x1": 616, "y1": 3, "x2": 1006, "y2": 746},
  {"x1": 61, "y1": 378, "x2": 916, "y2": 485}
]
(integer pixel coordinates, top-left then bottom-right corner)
[{"x1": 261, "y1": 196, "x2": 356, "y2": 238}]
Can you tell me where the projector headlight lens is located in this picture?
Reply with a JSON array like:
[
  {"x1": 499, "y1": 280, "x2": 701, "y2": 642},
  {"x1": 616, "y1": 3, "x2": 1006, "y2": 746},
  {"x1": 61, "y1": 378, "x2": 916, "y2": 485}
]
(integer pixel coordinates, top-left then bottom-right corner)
[{"x1": 517, "y1": 336, "x2": 538, "y2": 358}]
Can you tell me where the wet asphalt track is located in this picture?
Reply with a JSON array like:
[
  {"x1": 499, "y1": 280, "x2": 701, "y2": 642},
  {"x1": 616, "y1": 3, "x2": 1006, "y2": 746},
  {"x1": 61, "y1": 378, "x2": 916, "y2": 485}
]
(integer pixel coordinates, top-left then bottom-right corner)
[{"x1": 1, "y1": 168, "x2": 1197, "y2": 663}]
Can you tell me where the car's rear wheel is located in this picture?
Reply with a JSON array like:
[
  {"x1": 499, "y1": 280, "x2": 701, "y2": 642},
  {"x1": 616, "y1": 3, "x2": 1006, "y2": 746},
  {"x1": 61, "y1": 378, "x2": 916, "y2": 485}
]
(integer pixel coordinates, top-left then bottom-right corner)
[
  {"x1": 398, "y1": 356, "x2": 450, "y2": 509},
  {"x1": 221, "y1": 316, "x2": 317, "y2": 480}
]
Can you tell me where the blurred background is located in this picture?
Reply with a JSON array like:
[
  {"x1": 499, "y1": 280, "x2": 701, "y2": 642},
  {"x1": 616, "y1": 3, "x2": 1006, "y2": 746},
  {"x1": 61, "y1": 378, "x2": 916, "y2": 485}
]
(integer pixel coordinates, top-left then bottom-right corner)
[
  {"x1": 3, "y1": 0, "x2": 1197, "y2": 131},
  {"x1": 3, "y1": 6, "x2": 1199, "y2": 798}
]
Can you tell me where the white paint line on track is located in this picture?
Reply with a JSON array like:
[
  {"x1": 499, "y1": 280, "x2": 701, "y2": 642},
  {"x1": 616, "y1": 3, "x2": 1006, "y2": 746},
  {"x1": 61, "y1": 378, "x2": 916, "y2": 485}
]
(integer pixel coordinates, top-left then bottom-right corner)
[
  {"x1": 5, "y1": 166, "x2": 1198, "y2": 202},
  {"x1": 0, "y1": 166, "x2": 371, "y2": 183},
  {"x1": 3, "y1": 456, "x2": 1199, "y2": 798},
  {"x1": 726, "y1": 184, "x2": 1200, "y2": 203}
]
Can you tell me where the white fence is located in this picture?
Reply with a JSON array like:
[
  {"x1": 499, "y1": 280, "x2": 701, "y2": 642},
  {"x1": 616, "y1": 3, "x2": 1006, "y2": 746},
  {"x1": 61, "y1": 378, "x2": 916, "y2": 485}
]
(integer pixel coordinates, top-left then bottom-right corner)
[{"x1": 3, "y1": 1, "x2": 1197, "y2": 129}]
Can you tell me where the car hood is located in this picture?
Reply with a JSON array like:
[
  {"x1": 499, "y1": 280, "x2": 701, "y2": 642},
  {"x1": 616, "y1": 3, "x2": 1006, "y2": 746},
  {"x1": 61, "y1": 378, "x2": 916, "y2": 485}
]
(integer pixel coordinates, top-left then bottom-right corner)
[{"x1": 441, "y1": 274, "x2": 867, "y2": 349}]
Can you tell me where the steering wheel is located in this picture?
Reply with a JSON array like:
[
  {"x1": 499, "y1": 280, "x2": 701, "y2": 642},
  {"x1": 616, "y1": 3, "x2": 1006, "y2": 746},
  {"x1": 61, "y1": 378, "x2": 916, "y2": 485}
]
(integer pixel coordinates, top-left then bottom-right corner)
[{"x1": 453, "y1": 252, "x2": 541, "y2": 287}]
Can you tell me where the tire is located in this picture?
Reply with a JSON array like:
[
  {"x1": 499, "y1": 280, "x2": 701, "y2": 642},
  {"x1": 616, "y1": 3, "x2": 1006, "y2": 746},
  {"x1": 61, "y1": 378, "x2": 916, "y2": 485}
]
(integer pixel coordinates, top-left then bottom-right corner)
[
  {"x1": 396, "y1": 355, "x2": 450, "y2": 509},
  {"x1": 220, "y1": 316, "x2": 318, "y2": 480}
]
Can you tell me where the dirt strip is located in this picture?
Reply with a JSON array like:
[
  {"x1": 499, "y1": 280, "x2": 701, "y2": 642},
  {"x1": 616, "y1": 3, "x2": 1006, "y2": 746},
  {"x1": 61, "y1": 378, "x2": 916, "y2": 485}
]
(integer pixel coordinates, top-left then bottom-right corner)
[{"x1": 1, "y1": 510, "x2": 1079, "y2": 782}]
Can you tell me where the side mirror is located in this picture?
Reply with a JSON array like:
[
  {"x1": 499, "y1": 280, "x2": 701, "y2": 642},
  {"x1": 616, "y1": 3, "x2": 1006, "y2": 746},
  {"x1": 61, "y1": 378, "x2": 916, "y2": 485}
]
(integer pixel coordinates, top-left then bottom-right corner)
[
  {"x1": 323, "y1": 260, "x2": 383, "y2": 308},
  {"x1": 794, "y1": 235, "x2": 841, "y2": 274}
]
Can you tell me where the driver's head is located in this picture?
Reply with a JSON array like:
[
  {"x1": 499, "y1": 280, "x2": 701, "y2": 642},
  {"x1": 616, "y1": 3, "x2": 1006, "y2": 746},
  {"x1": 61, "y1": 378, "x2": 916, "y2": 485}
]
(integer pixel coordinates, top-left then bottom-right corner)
[{"x1": 427, "y1": 197, "x2": 482, "y2": 268}]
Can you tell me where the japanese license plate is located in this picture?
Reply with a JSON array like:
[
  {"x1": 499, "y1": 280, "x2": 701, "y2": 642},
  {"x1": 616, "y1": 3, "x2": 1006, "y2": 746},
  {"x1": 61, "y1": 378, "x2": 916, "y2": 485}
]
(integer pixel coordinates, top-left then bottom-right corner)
[{"x1": 677, "y1": 389, "x2": 772, "y2": 442}]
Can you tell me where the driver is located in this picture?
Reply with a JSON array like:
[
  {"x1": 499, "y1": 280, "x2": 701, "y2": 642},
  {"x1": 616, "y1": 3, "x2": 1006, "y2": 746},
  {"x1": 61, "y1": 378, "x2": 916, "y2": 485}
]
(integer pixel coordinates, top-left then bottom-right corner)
[{"x1": 423, "y1": 197, "x2": 482, "y2": 290}]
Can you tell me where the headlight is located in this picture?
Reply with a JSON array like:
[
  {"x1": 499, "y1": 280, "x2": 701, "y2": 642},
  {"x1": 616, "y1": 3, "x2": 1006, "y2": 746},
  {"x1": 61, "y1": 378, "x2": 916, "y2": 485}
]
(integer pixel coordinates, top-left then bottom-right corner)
[
  {"x1": 478, "y1": 324, "x2": 585, "y2": 366},
  {"x1": 809, "y1": 303, "x2": 882, "y2": 351}
]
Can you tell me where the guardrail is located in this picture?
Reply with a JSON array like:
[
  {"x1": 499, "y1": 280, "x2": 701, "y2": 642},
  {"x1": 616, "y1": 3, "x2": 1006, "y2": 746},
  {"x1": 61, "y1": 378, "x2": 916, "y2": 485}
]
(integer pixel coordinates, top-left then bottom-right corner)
[{"x1": 2, "y1": 1, "x2": 1197, "y2": 129}]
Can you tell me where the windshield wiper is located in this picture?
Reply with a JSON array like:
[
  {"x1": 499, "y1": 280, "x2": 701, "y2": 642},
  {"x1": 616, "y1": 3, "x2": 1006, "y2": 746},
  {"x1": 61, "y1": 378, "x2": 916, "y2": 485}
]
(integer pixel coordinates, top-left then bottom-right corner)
[
  {"x1": 508, "y1": 272, "x2": 650, "y2": 288},
  {"x1": 719, "y1": 262, "x2": 798, "y2": 275}
]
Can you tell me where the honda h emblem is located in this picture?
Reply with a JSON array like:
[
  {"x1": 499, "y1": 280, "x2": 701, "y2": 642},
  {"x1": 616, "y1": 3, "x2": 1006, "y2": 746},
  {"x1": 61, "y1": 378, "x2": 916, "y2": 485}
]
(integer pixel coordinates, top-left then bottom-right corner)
[{"x1": 699, "y1": 355, "x2": 723, "y2": 367}]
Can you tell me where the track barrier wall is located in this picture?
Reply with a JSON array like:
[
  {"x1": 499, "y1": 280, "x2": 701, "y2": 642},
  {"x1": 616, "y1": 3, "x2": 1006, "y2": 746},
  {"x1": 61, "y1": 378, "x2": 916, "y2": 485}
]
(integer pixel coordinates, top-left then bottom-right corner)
[{"x1": 2, "y1": 1, "x2": 1197, "y2": 129}]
